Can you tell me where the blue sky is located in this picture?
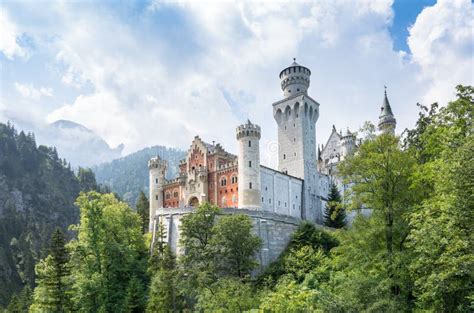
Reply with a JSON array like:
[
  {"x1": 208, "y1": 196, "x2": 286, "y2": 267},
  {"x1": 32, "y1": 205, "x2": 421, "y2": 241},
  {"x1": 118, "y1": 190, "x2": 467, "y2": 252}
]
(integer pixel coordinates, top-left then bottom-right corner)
[
  {"x1": 0, "y1": 0, "x2": 472, "y2": 167},
  {"x1": 390, "y1": 0, "x2": 436, "y2": 51}
]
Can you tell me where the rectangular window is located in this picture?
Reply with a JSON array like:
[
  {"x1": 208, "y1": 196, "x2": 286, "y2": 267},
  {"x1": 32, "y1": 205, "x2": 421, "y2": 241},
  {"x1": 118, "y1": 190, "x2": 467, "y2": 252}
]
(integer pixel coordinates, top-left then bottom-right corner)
[
  {"x1": 249, "y1": 161, "x2": 252, "y2": 167},
  {"x1": 248, "y1": 140, "x2": 251, "y2": 147},
  {"x1": 262, "y1": 197, "x2": 264, "y2": 202},
  {"x1": 155, "y1": 178, "x2": 158, "y2": 184},
  {"x1": 155, "y1": 195, "x2": 158, "y2": 200},
  {"x1": 249, "y1": 182, "x2": 252, "y2": 189}
]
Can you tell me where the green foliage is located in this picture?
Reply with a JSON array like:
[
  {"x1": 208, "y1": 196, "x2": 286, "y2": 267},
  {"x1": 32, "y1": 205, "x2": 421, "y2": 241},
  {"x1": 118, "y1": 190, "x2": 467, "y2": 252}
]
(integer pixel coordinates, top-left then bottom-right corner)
[
  {"x1": 4, "y1": 286, "x2": 31, "y2": 313},
  {"x1": 30, "y1": 229, "x2": 72, "y2": 313},
  {"x1": 338, "y1": 132, "x2": 417, "y2": 303},
  {"x1": 92, "y1": 146, "x2": 185, "y2": 205},
  {"x1": 147, "y1": 227, "x2": 179, "y2": 313},
  {"x1": 0, "y1": 122, "x2": 81, "y2": 306},
  {"x1": 258, "y1": 222, "x2": 337, "y2": 287},
  {"x1": 76, "y1": 167, "x2": 98, "y2": 192},
  {"x1": 211, "y1": 214, "x2": 262, "y2": 278},
  {"x1": 179, "y1": 202, "x2": 220, "y2": 271},
  {"x1": 123, "y1": 276, "x2": 145, "y2": 313},
  {"x1": 68, "y1": 191, "x2": 148, "y2": 312},
  {"x1": 323, "y1": 183, "x2": 346, "y2": 228},
  {"x1": 259, "y1": 277, "x2": 320, "y2": 312},
  {"x1": 147, "y1": 268, "x2": 178, "y2": 313},
  {"x1": 195, "y1": 277, "x2": 260, "y2": 312},
  {"x1": 405, "y1": 85, "x2": 474, "y2": 311},
  {"x1": 170, "y1": 203, "x2": 263, "y2": 311},
  {"x1": 135, "y1": 192, "x2": 149, "y2": 234}
]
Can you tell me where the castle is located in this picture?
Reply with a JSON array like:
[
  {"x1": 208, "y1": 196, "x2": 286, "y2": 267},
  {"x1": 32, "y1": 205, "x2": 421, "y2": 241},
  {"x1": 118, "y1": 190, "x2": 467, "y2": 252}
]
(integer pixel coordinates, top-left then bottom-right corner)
[{"x1": 148, "y1": 60, "x2": 396, "y2": 268}]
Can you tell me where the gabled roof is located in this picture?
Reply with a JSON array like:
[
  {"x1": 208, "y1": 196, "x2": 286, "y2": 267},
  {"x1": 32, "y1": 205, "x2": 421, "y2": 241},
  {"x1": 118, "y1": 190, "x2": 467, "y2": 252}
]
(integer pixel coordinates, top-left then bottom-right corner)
[{"x1": 320, "y1": 125, "x2": 341, "y2": 157}]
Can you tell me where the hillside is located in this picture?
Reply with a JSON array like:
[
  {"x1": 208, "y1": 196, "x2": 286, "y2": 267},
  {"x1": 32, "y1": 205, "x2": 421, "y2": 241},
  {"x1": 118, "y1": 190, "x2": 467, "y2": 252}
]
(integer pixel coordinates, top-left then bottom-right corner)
[
  {"x1": 0, "y1": 122, "x2": 82, "y2": 306},
  {"x1": 92, "y1": 146, "x2": 186, "y2": 206}
]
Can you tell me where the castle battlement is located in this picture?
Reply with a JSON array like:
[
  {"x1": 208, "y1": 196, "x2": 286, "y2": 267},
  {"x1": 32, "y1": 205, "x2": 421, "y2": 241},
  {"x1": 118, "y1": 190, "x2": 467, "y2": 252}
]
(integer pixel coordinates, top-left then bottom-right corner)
[
  {"x1": 148, "y1": 156, "x2": 167, "y2": 170},
  {"x1": 236, "y1": 120, "x2": 261, "y2": 140}
]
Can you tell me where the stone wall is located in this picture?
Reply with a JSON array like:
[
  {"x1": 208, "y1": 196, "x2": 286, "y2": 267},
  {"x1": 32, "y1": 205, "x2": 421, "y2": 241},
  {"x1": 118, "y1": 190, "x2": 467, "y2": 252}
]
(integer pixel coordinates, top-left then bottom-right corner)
[{"x1": 151, "y1": 207, "x2": 326, "y2": 270}]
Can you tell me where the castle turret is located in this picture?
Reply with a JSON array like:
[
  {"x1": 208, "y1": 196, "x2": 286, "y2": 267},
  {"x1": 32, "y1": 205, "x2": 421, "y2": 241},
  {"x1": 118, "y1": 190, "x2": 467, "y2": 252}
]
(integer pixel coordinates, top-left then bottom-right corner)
[
  {"x1": 378, "y1": 87, "x2": 396, "y2": 134},
  {"x1": 341, "y1": 127, "x2": 356, "y2": 159},
  {"x1": 148, "y1": 156, "x2": 167, "y2": 232},
  {"x1": 236, "y1": 120, "x2": 261, "y2": 209},
  {"x1": 279, "y1": 58, "x2": 311, "y2": 98}
]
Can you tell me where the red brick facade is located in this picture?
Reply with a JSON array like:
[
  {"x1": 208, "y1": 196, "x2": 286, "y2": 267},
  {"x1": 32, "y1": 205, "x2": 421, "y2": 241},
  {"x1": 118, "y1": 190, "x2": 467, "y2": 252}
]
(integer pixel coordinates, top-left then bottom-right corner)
[{"x1": 161, "y1": 137, "x2": 238, "y2": 209}]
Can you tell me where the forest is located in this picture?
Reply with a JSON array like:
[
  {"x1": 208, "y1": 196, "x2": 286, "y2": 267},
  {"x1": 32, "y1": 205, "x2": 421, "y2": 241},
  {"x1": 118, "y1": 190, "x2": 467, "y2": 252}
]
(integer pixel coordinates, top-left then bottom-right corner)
[{"x1": 1, "y1": 85, "x2": 472, "y2": 312}]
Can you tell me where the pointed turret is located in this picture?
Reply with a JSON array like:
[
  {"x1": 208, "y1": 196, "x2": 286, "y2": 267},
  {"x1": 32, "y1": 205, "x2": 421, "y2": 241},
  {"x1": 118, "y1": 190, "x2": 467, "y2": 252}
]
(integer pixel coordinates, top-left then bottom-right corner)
[{"x1": 378, "y1": 86, "x2": 396, "y2": 134}]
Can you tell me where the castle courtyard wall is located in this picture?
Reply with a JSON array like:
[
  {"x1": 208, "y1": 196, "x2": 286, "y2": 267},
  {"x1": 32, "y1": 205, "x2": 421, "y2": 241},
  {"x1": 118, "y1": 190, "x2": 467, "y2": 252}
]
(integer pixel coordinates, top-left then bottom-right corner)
[{"x1": 152, "y1": 207, "x2": 326, "y2": 270}]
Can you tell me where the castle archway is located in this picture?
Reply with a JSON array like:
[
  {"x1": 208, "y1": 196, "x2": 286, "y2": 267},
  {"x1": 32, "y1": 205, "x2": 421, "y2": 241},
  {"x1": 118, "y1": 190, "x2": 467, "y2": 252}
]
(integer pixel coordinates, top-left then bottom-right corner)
[{"x1": 188, "y1": 197, "x2": 199, "y2": 208}]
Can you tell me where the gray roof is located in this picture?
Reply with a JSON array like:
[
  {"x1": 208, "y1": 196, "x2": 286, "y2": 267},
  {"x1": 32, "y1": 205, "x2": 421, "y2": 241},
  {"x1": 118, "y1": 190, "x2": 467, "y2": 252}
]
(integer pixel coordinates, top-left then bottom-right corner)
[
  {"x1": 378, "y1": 89, "x2": 396, "y2": 126},
  {"x1": 379, "y1": 90, "x2": 394, "y2": 118}
]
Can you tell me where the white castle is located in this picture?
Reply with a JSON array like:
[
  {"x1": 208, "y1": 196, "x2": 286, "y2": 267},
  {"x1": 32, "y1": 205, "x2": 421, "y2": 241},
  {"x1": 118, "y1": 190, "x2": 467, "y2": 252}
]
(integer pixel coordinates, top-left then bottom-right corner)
[{"x1": 148, "y1": 60, "x2": 396, "y2": 268}]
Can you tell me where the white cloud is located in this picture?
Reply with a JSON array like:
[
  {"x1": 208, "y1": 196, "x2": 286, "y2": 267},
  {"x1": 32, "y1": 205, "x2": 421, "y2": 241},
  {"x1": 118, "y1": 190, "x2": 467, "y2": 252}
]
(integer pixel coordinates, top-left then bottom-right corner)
[
  {"x1": 408, "y1": 0, "x2": 474, "y2": 105},
  {"x1": 15, "y1": 83, "x2": 53, "y2": 100},
  {"x1": 2, "y1": 0, "x2": 473, "y2": 168},
  {"x1": 0, "y1": 9, "x2": 26, "y2": 59}
]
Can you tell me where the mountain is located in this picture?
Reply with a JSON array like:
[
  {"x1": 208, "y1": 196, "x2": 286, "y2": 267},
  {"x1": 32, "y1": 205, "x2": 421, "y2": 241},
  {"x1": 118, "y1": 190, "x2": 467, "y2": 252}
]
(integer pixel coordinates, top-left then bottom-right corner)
[
  {"x1": 93, "y1": 146, "x2": 186, "y2": 206},
  {"x1": 41, "y1": 120, "x2": 124, "y2": 167},
  {"x1": 0, "y1": 122, "x2": 83, "y2": 306}
]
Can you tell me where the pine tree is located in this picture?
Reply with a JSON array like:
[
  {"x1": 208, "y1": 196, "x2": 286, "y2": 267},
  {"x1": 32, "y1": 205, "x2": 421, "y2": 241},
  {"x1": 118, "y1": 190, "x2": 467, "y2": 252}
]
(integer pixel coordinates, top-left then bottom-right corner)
[
  {"x1": 30, "y1": 229, "x2": 72, "y2": 313},
  {"x1": 135, "y1": 191, "x2": 149, "y2": 234},
  {"x1": 123, "y1": 276, "x2": 145, "y2": 313},
  {"x1": 76, "y1": 167, "x2": 98, "y2": 192},
  {"x1": 323, "y1": 183, "x2": 346, "y2": 228}
]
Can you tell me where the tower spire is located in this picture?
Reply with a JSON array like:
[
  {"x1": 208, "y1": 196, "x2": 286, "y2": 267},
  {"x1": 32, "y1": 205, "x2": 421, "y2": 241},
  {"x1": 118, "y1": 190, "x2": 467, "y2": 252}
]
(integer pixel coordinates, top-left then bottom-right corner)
[{"x1": 378, "y1": 86, "x2": 396, "y2": 134}]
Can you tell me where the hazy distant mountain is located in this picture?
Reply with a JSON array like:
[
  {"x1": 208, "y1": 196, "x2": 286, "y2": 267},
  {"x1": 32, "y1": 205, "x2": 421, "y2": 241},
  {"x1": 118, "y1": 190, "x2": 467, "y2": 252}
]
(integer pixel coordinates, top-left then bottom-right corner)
[
  {"x1": 45, "y1": 120, "x2": 124, "y2": 167},
  {"x1": 93, "y1": 145, "x2": 186, "y2": 206}
]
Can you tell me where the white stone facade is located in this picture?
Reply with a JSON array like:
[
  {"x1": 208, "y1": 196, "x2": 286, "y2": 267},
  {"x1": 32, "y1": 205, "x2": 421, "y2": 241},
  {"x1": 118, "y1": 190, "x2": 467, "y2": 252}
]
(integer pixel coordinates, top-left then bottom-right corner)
[{"x1": 273, "y1": 61, "x2": 321, "y2": 223}]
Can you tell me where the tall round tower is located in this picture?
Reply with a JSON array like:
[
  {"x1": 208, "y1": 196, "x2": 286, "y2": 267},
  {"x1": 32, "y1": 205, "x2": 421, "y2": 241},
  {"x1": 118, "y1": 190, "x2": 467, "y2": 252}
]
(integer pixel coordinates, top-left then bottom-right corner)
[
  {"x1": 236, "y1": 120, "x2": 261, "y2": 209},
  {"x1": 148, "y1": 156, "x2": 167, "y2": 232},
  {"x1": 279, "y1": 58, "x2": 311, "y2": 98}
]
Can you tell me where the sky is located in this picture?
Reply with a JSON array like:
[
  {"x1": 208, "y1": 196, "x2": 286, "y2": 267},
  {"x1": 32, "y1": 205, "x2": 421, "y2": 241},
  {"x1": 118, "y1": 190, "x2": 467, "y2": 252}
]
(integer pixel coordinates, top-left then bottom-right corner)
[{"x1": 1, "y1": 0, "x2": 473, "y2": 167}]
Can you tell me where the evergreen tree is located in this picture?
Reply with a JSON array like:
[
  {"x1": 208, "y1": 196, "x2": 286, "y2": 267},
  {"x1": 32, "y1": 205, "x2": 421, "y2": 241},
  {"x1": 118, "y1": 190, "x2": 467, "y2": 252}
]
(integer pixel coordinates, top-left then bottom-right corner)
[
  {"x1": 147, "y1": 246, "x2": 178, "y2": 313},
  {"x1": 5, "y1": 286, "x2": 31, "y2": 313},
  {"x1": 323, "y1": 183, "x2": 346, "y2": 228},
  {"x1": 147, "y1": 220, "x2": 179, "y2": 313},
  {"x1": 76, "y1": 167, "x2": 97, "y2": 192},
  {"x1": 135, "y1": 191, "x2": 149, "y2": 234},
  {"x1": 123, "y1": 276, "x2": 145, "y2": 313},
  {"x1": 30, "y1": 229, "x2": 72, "y2": 313}
]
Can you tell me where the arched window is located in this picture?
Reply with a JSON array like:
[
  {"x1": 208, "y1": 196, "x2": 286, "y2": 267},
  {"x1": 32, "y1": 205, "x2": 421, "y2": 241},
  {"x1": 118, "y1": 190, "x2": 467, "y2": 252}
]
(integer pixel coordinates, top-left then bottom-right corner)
[
  {"x1": 165, "y1": 192, "x2": 171, "y2": 200},
  {"x1": 221, "y1": 177, "x2": 227, "y2": 187},
  {"x1": 173, "y1": 190, "x2": 179, "y2": 198}
]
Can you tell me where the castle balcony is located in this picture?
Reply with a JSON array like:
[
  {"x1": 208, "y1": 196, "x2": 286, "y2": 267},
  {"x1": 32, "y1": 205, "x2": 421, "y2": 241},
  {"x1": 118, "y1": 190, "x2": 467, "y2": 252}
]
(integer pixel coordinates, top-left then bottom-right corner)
[{"x1": 197, "y1": 166, "x2": 208, "y2": 182}]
